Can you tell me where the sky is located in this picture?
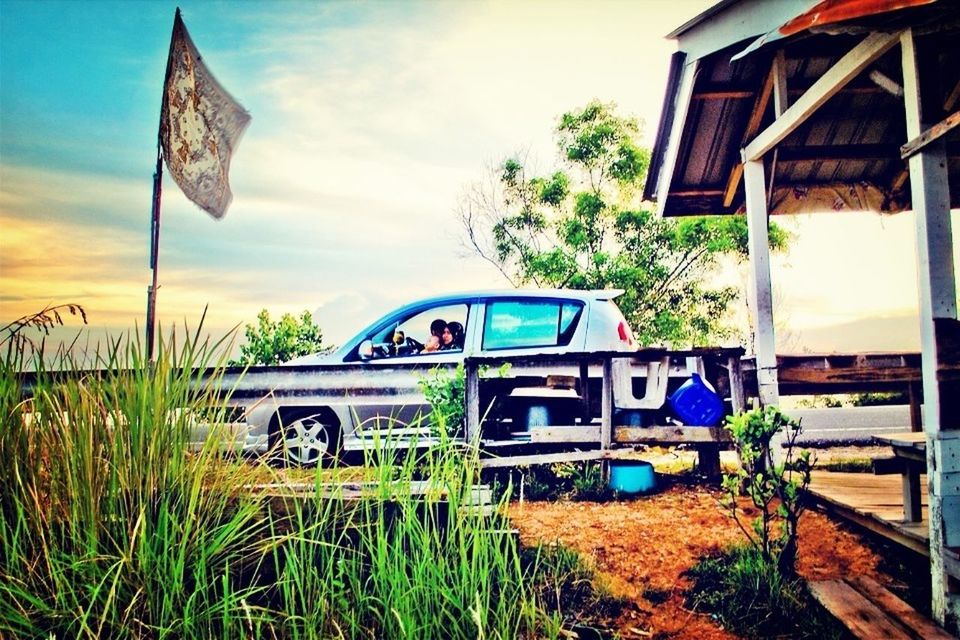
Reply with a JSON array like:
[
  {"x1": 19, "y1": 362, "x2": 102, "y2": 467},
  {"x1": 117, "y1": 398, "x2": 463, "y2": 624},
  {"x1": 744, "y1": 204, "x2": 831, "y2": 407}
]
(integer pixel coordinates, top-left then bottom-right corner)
[{"x1": 0, "y1": 0, "x2": 952, "y2": 353}]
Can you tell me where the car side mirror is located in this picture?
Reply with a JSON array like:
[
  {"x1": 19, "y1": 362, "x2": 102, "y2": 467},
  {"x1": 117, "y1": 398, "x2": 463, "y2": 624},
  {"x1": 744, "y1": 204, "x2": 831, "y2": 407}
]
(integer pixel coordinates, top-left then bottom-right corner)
[{"x1": 358, "y1": 339, "x2": 374, "y2": 361}]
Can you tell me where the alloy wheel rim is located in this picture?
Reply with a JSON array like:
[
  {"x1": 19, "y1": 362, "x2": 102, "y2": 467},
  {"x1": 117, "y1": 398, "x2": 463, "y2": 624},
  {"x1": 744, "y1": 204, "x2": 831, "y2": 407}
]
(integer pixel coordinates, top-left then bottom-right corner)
[{"x1": 284, "y1": 416, "x2": 330, "y2": 464}]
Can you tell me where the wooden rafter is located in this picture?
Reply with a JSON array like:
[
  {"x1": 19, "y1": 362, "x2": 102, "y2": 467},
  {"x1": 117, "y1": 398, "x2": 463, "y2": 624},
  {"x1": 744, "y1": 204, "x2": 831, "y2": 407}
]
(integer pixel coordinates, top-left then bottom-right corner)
[
  {"x1": 722, "y1": 59, "x2": 776, "y2": 207},
  {"x1": 744, "y1": 31, "x2": 902, "y2": 163}
]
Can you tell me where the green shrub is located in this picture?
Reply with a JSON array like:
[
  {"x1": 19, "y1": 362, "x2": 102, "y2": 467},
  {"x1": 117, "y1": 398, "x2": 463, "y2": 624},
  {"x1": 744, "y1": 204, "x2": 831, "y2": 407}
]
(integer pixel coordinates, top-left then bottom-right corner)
[
  {"x1": 722, "y1": 406, "x2": 814, "y2": 574},
  {"x1": 686, "y1": 545, "x2": 848, "y2": 639}
]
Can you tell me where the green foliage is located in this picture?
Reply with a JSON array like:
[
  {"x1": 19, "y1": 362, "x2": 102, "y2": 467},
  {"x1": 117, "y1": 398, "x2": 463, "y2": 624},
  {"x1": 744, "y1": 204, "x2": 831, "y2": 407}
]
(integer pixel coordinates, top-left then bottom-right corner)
[
  {"x1": 231, "y1": 308, "x2": 326, "y2": 366},
  {"x1": 522, "y1": 543, "x2": 629, "y2": 633},
  {"x1": 850, "y1": 391, "x2": 908, "y2": 406},
  {"x1": 1, "y1": 331, "x2": 557, "y2": 639},
  {"x1": 419, "y1": 363, "x2": 467, "y2": 437},
  {"x1": 461, "y1": 100, "x2": 789, "y2": 346},
  {"x1": 486, "y1": 461, "x2": 611, "y2": 502},
  {"x1": 686, "y1": 545, "x2": 847, "y2": 639},
  {"x1": 722, "y1": 407, "x2": 814, "y2": 574}
]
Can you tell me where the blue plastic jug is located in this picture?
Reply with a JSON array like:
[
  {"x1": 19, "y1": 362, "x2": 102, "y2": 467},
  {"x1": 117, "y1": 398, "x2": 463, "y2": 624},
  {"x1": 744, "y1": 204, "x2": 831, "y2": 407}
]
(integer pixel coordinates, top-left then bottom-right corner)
[{"x1": 668, "y1": 373, "x2": 725, "y2": 427}]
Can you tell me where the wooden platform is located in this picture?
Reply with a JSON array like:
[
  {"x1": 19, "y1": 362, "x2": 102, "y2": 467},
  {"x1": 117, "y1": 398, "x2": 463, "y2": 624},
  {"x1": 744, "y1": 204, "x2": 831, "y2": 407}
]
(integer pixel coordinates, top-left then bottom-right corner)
[
  {"x1": 807, "y1": 471, "x2": 930, "y2": 556},
  {"x1": 809, "y1": 575, "x2": 955, "y2": 639}
]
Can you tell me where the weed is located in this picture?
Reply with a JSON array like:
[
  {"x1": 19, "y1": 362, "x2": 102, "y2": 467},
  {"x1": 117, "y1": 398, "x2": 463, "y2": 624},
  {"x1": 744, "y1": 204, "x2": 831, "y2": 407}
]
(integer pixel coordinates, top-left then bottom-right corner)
[{"x1": 686, "y1": 545, "x2": 849, "y2": 639}]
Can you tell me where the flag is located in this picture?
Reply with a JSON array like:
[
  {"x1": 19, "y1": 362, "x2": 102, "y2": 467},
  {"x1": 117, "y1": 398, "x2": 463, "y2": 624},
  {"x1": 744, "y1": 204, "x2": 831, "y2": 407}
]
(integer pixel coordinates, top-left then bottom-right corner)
[{"x1": 160, "y1": 9, "x2": 250, "y2": 219}]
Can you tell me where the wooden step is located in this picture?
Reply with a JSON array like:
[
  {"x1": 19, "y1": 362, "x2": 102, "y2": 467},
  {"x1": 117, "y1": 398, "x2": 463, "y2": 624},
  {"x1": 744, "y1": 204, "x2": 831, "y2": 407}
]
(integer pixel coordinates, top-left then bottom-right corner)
[{"x1": 809, "y1": 576, "x2": 953, "y2": 640}]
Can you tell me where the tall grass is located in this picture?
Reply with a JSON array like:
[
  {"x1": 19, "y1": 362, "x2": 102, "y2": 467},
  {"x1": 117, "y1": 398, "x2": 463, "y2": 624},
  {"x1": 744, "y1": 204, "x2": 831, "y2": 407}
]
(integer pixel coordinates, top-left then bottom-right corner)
[{"x1": 1, "y1": 325, "x2": 558, "y2": 638}]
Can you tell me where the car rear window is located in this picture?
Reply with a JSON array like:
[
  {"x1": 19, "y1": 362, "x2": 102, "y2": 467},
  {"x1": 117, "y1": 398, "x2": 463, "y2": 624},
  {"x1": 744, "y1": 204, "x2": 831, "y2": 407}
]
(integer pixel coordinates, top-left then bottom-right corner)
[{"x1": 482, "y1": 300, "x2": 583, "y2": 350}]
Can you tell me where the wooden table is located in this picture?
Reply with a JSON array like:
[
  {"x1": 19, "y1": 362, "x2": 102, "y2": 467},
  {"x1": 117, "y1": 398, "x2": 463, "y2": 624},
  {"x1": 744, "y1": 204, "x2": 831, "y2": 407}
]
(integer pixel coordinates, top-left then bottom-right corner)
[{"x1": 873, "y1": 432, "x2": 927, "y2": 522}]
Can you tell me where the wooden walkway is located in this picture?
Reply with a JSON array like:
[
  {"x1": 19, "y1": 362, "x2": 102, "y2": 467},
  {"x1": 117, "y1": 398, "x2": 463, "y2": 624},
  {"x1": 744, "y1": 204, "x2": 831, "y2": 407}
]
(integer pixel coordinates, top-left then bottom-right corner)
[{"x1": 808, "y1": 471, "x2": 930, "y2": 556}]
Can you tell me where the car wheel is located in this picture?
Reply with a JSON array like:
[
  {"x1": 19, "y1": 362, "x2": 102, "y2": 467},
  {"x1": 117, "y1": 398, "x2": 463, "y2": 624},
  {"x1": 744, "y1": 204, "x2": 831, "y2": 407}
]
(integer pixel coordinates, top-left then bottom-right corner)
[{"x1": 271, "y1": 409, "x2": 340, "y2": 467}]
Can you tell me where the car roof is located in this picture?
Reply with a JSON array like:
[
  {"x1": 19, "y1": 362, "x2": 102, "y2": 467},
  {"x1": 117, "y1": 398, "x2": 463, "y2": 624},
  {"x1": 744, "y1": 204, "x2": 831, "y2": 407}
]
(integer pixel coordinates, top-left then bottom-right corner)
[{"x1": 403, "y1": 288, "x2": 625, "y2": 306}]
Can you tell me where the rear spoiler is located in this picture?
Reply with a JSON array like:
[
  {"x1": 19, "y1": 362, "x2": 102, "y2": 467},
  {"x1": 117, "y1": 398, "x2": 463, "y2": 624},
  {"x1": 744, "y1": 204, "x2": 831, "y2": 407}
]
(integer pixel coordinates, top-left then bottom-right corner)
[{"x1": 589, "y1": 289, "x2": 625, "y2": 300}]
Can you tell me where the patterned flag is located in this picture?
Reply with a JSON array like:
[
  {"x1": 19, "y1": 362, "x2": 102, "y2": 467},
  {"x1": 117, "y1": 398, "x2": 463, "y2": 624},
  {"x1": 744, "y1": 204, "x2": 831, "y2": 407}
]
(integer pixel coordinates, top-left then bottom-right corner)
[{"x1": 160, "y1": 9, "x2": 250, "y2": 219}]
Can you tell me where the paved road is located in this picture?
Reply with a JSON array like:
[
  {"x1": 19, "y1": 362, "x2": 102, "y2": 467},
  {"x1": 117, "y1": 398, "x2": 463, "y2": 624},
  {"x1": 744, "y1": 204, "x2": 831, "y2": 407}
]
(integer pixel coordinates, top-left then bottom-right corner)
[{"x1": 788, "y1": 405, "x2": 913, "y2": 445}]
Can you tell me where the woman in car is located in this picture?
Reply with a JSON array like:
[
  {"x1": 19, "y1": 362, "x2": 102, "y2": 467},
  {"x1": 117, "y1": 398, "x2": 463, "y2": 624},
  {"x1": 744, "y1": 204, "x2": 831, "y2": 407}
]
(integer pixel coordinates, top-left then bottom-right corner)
[{"x1": 440, "y1": 321, "x2": 464, "y2": 351}]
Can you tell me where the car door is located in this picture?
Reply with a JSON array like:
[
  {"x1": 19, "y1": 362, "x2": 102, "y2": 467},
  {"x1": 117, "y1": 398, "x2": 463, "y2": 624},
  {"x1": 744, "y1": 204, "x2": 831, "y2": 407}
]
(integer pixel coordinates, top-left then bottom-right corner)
[{"x1": 348, "y1": 301, "x2": 478, "y2": 444}]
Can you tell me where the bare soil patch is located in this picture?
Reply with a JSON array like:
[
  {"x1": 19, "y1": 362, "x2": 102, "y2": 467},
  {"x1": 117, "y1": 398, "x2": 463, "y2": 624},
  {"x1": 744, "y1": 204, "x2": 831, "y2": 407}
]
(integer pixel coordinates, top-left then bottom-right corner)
[{"x1": 508, "y1": 482, "x2": 891, "y2": 639}]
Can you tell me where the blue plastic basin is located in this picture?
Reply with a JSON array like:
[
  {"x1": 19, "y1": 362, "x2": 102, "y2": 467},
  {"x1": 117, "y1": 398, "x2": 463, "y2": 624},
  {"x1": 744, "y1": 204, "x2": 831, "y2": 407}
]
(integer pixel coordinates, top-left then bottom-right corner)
[{"x1": 608, "y1": 460, "x2": 656, "y2": 494}]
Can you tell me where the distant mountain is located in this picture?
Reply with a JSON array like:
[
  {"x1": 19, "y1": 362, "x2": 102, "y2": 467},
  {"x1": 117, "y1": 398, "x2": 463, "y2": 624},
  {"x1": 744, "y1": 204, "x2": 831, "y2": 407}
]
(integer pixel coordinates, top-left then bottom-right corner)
[{"x1": 788, "y1": 314, "x2": 921, "y2": 353}]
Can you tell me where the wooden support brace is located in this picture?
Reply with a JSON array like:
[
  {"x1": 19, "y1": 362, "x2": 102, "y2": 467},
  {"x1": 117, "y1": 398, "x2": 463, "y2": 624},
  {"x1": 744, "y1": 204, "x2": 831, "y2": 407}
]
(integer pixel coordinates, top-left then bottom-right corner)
[
  {"x1": 744, "y1": 31, "x2": 901, "y2": 163},
  {"x1": 900, "y1": 110, "x2": 960, "y2": 160},
  {"x1": 723, "y1": 58, "x2": 776, "y2": 207}
]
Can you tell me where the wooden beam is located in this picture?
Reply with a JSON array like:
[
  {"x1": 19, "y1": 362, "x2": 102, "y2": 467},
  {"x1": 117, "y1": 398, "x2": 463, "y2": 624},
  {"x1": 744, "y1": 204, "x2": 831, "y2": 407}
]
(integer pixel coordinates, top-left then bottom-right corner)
[
  {"x1": 723, "y1": 61, "x2": 775, "y2": 207},
  {"x1": 667, "y1": 189, "x2": 725, "y2": 197},
  {"x1": 744, "y1": 31, "x2": 902, "y2": 163},
  {"x1": 902, "y1": 27, "x2": 959, "y2": 629},
  {"x1": 692, "y1": 89, "x2": 754, "y2": 100},
  {"x1": 615, "y1": 426, "x2": 729, "y2": 444},
  {"x1": 743, "y1": 159, "x2": 779, "y2": 410},
  {"x1": 900, "y1": 110, "x2": 960, "y2": 160},
  {"x1": 768, "y1": 50, "x2": 789, "y2": 206},
  {"x1": 944, "y1": 78, "x2": 960, "y2": 112},
  {"x1": 776, "y1": 143, "x2": 899, "y2": 162}
]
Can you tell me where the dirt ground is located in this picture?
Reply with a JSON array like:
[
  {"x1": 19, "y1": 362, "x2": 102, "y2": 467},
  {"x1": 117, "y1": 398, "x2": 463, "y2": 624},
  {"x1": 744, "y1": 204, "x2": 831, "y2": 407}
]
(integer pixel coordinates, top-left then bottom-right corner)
[{"x1": 508, "y1": 482, "x2": 891, "y2": 639}]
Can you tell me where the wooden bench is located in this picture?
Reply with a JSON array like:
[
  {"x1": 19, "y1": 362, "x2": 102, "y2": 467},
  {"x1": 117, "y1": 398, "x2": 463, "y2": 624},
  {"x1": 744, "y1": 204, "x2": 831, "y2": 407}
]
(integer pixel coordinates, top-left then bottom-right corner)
[{"x1": 808, "y1": 575, "x2": 953, "y2": 639}]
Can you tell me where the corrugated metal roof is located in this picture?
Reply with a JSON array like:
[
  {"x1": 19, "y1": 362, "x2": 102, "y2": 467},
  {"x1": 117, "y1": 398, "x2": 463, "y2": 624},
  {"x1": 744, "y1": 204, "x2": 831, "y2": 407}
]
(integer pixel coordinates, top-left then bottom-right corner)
[{"x1": 646, "y1": 0, "x2": 960, "y2": 216}]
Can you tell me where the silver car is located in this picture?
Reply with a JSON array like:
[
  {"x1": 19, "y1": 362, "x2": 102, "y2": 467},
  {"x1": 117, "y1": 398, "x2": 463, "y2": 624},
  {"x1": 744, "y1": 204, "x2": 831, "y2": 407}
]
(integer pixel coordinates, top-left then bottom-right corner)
[{"x1": 242, "y1": 289, "x2": 637, "y2": 465}]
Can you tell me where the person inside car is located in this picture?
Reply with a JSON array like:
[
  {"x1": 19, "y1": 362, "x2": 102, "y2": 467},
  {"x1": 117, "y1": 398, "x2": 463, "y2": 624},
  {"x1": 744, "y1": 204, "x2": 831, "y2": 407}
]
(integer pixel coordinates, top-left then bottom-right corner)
[
  {"x1": 440, "y1": 321, "x2": 464, "y2": 351},
  {"x1": 421, "y1": 318, "x2": 447, "y2": 353}
]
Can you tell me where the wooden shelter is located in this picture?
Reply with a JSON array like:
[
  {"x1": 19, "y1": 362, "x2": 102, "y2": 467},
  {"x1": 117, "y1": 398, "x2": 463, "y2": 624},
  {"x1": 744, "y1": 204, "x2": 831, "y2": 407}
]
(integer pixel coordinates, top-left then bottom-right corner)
[{"x1": 644, "y1": 0, "x2": 959, "y2": 630}]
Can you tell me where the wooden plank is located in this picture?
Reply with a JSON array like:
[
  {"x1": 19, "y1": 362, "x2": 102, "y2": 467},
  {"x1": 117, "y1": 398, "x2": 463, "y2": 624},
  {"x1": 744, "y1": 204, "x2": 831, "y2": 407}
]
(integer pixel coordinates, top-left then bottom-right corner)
[
  {"x1": 527, "y1": 426, "x2": 600, "y2": 443},
  {"x1": 479, "y1": 448, "x2": 638, "y2": 469},
  {"x1": 615, "y1": 426, "x2": 729, "y2": 444},
  {"x1": 900, "y1": 110, "x2": 960, "y2": 160},
  {"x1": 846, "y1": 575, "x2": 956, "y2": 640},
  {"x1": 807, "y1": 580, "x2": 912, "y2": 640},
  {"x1": 807, "y1": 471, "x2": 931, "y2": 557},
  {"x1": 744, "y1": 31, "x2": 902, "y2": 163}
]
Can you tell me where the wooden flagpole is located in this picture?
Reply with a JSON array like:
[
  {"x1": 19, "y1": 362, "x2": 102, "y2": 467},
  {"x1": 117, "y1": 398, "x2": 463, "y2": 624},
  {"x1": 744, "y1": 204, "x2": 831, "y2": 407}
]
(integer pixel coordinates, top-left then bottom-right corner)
[
  {"x1": 145, "y1": 143, "x2": 162, "y2": 362},
  {"x1": 146, "y1": 8, "x2": 180, "y2": 362}
]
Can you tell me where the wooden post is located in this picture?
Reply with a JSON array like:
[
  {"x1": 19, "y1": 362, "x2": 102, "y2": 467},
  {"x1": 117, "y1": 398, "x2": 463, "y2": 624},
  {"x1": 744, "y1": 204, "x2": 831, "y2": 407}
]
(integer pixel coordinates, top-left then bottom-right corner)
[
  {"x1": 742, "y1": 159, "x2": 780, "y2": 410},
  {"x1": 601, "y1": 358, "x2": 613, "y2": 450},
  {"x1": 728, "y1": 355, "x2": 746, "y2": 414},
  {"x1": 464, "y1": 359, "x2": 480, "y2": 446},
  {"x1": 579, "y1": 360, "x2": 591, "y2": 425},
  {"x1": 902, "y1": 27, "x2": 960, "y2": 630},
  {"x1": 909, "y1": 382, "x2": 922, "y2": 433}
]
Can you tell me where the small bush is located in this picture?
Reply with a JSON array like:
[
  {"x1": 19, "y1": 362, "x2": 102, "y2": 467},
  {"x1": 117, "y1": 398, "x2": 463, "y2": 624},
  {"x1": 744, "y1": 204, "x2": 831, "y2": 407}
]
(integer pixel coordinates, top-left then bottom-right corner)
[{"x1": 686, "y1": 545, "x2": 848, "y2": 639}]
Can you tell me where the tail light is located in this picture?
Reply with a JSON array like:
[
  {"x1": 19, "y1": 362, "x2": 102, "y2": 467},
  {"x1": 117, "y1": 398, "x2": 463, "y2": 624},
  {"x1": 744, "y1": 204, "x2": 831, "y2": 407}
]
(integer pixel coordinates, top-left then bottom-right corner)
[{"x1": 617, "y1": 320, "x2": 635, "y2": 346}]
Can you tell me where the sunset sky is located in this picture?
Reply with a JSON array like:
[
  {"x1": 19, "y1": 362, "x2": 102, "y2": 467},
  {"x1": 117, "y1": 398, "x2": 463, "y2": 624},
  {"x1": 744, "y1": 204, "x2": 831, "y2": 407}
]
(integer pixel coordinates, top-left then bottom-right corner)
[{"x1": 1, "y1": 0, "x2": 953, "y2": 353}]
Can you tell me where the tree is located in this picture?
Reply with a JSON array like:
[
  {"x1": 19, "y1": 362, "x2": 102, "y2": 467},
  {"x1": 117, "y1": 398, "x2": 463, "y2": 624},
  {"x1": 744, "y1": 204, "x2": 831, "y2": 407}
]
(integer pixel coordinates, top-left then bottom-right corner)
[
  {"x1": 459, "y1": 100, "x2": 788, "y2": 346},
  {"x1": 230, "y1": 309, "x2": 326, "y2": 366}
]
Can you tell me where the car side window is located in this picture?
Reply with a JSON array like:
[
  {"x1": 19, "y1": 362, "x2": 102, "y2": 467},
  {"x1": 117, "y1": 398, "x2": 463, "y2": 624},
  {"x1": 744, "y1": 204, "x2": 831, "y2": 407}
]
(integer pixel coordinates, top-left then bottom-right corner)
[
  {"x1": 482, "y1": 300, "x2": 583, "y2": 350},
  {"x1": 368, "y1": 303, "x2": 468, "y2": 358}
]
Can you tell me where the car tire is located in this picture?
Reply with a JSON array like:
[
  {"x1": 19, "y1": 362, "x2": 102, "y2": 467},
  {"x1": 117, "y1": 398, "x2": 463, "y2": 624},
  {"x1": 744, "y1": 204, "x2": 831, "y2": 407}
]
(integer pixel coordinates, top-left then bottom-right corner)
[{"x1": 270, "y1": 408, "x2": 341, "y2": 467}]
